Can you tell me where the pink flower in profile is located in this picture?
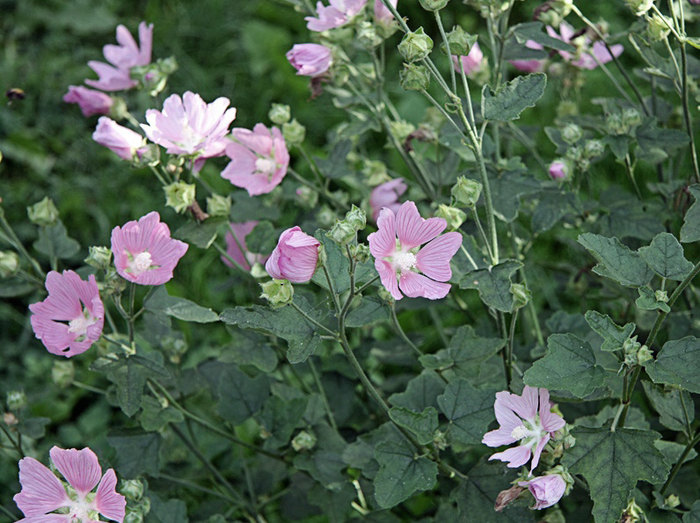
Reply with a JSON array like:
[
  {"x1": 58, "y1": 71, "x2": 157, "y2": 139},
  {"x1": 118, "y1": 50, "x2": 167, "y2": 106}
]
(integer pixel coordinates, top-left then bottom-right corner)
[
  {"x1": 141, "y1": 91, "x2": 237, "y2": 159},
  {"x1": 14, "y1": 446, "x2": 126, "y2": 522},
  {"x1": 221, "y1": 124, "x2": 289, "y2": 196},
  {"x1": 509, "y1": 40, "x2": 545, "y2": 73},
  {"x1": 286, "y1": 44, "x2": 333, "y2": 77},
  {"x1": 305, "y1": 0, "x2": 367, "y2": 31},
  {"x1": 452, "y1": 42, "x2": 484, "y2": 76},
  {"x1": 223, "y1": 221, "x2": 270, "y2": 271},
  {"x1": 518, "y1": 474, "x2": 567, "y2": 510},
  {"x1": 265, "y1": 227, "x2": 320, "y2": 283},
  {"x1": 63, "y1": 86, "x2": 113, "y2": 117},
  {"x1": 370, "y1": 178, "x2": 407, "y2": 222},
  {"x1": 547, "y1": 22, "x2": 623, "y2": 70},
  {"x1": 111, "y1": 211, "x2": 188, "y2": 286},
  {"x1": 549, "y1": 160, "x2": 568, "y2": 180},
  {"x1": 483, "y1": 386, "x2": 565, "y2": 472},
  {"x1": 374, "y1": 0, "x2": 397, "y2": 25},
  {"x1": 93, "y1": 117, "x2": 145, "y2": 160},
  {"x1": 367, "y1": 201, "x2": 462, "y2": 300},
  {"x1": 86, "y1": 21, "x2": 153, "y2": 92},
  {"x1": 30, "y1": 271, "x2": 105, "y2": 358}
]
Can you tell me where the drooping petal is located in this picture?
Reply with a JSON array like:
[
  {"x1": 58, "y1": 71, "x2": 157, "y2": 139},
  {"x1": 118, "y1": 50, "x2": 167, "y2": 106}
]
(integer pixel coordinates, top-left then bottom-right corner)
[
  {"x1": 539, "y1": 388, "x2": 566, "y2": 433},
  {"x1": 530, "y1": 433, "x2": 550, "y2": 472},
  {"x1": 94, "y1": 469, "x2": 126, "y2": 522},
  {"x1": 375, "y1": 259, "x2": 402, "y2": 300},
  {"x1": 482, "y1": 427, "x2": 518, "y2": 447},
  {"x1": 49, "y1": 447, "x2": 102, "y2": 499},
  {"x1": 14, "y1": 457, "x2": 70, "y2": 516},
  {"x1": 416, "y1": 232, "x2": 462, "y2": 282},
  {"x1": 398, "y1": 271, "x2": 451, "y2": 300},
  {"x1": 488, "y1": 445, "x2": 532, "y2": 469},
  {"x1": 395, "y1": 201, "x2": 446, "y2": 250}
]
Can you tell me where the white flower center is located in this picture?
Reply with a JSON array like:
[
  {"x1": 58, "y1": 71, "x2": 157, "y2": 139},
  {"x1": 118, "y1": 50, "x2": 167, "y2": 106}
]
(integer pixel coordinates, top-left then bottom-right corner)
[
  {"x1": 255, "y1": 157, "x2": 277, "y2": 176},
  {"x1": 68, "y1": 499, "x2": 93, "y2": 521},
  {"x1": 128, "y1": 251, "x2": 153, "y2": 276},
  {"x1": 510, "y1": 418, "x2": 544, "y2": 443},
  {"x1": 393, "y1": 251, "x2": 417, "y2": 273},
  {"x1": 68, "y1": 310, "x2": 97, "y2": 338}
]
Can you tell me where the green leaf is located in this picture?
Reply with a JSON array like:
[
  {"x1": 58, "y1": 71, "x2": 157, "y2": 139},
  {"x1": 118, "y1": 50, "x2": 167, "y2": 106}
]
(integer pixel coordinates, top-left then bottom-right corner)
[
  {"x1": 217, "y1": 365, "x2": 270, "y2": 424},
  {"x1": 173, "y1": 217, "x2": 226, "y2": 249},
  {"x1": 562, "y1": 425, "x2": 670, "y2": 523},
  {"x1": 643, "y1": 381, "x2": 694, "y2": 433},
  {"x1": 311, "y1": 234, "x2": 353, "y2": 295},
  {"x1": 220, "y1": 334, "x2": 278, "y2": 373},
  {"x1": 681, "y1": 185, "x2": 700, "y2": 243},
  {"x1": 244, "y1": 220, "x2": 277, "y2": 255},
  {"x1": 388, "y1": 406, "x2": 439, "y2": 445},
  {"x1": 578, "y1": 233, "x2": 654, "y2": 287},
  {"x1": 315, "y1": 140, "x2": 352, "y2": 179},
  {"x1": 259, "y1": 395, "x2": 308, "y2": 447},
  {"x1": 459, "y1": 260, "x2": 523, "y2": 312},
  {"x1": 97, "y1": 356, "x2": 170, "y2": 417},
  {"x1": 0, "y1": 276, "x2": 35, "y2": 298},
  {"x1": 107, "y1": 432, "x2": 161, "y2": 479},
  {"x1": 437, "y1": 379, "x2": 496, "y2": 447},
  {"x1": 145, "y1": 286, "x2": 219, "y2": 323},
  {"x1": 639, "y1": 233, "x2": 694, "y2": 281},
  {"x1": 139, "y1": 396, "x2": 184, "y2": 432},
  {"x1": 585, "y1": 310, "x2": 636, "y2": 352},
  {"x1": 346, "y1": 296, "x2": 390, "y2": 328},
  {"x1": 510, "y1": 21, "x2": 575, "y2": 52},
  {"x1": 146, "y1": 493, "x2": 188, "y2": 523},
  {"x1": 646, "y1": 337, "x2": 700, "y2": 393},
  {"x1": 603, "y1": 135, "x2": 630, "y2": 161},
  {"x1": 482, "y1": 73, "x2": 547, "y2": 122},
  {"x1": 532, "y1": 190, "x2": 578, "y2": 233},
  {"x1": 684, "y1": 501, "x2": 700, "y2": 522},
  {"x1": 636, "y1": 286, "x2": 671, "y2": 313},
  {"x1": 33, "y1": 221, "x2": 80, "y2": 260},
  {"x1": 17, "y1": 417, "x2": 51, "y2": 438},
  {"x1": 388, "y1": 371, "x2": 445, "y2": 412},
  {"x1": 523, "y1": 333, "x2": 607, "y2": 398},
  {"x1": 294, "y1": 450, "x2": 347, "y2": 493},
  {"x1": 489, "y1": 170, "x2": 542, "y2": 223},
  {"x1": 636, "y1": 118, "x2": 689, "y2": 153},
  {"x1": 374, "y1": 439, "x2": 438, "y2": 509}
]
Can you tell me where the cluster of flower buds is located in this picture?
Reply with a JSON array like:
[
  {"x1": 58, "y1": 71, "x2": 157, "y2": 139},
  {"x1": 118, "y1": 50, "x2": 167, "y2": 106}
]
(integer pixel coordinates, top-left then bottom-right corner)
[{"x1": 328, "y1": 205, "x2": 367, "y2": 245}]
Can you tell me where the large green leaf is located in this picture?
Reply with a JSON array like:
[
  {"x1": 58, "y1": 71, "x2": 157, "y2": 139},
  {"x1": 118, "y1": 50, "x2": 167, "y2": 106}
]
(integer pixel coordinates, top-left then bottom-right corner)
[
  {"x1": 173, "y1": 217, "x2": 226, "y2": 249},
  {"x1": 482, "y1": 73, "x2": 547, "y2": 122},
  {"x1": 146, "y1": 493, "x2": 188, "y2": 523},
  {"x1": 523, "y1": 333, "x2": 607, "y2": 398},
  {"x1": 259, "y1": 395, "x2": 308, "y2": 448},
  {"x1": 642, "y1": 381, "x2": 694, "y2": 433},
  {"x1": 33, "y1": 221, "x2": 80, "y2": 260},
  {"x1": 388, "y1": 371, "x2": 445, "y2": 412},
  {"x1": 145, "y1": 286, "x2": 219, "y2": 324},
  {"x1": 681, "y1": 185, "x2": 700, "y2": 243},
  {"x1": 389, "y1": 406, "x2": 438, "y2": 445},
  {"x1": 584, "y1": 310, "x2": 635, "y2": 352},
  {"x1": 374, "y1": 439, "x2": 438, "y2": 509},
  {"x1": 489, "y1": 169, "x2": 542, "y2": 223},
  {"x1": 578, "y1": 233, "x2": 653, "y2": 287},
  {"x1": 437, "y1": 379, "x2": 495, "y2": 447},
  {"x1": 346, "y1": 296, "x2": 390, "y2": 328},
  {"x1": 646, "y1": 337, "x2": 700, "y2": 393},
  {"x1": 107, "y1": 431, "x2": 161, "y2": 479},
  {"x1": 217, "y1": 365, "x2": 270, "y2": 424},
  {"x1": 562, "y1": 425, "x2": 669, "y2": 523},
  {"x1": 639, "y1": 233, "x2": 694, "y2": 281},
  {"x1": 459, "y1": 260, "x2": 523, "y2": 312},
  {"x1": 684, "y1": 501, "x2": 700, "y2": 522}
]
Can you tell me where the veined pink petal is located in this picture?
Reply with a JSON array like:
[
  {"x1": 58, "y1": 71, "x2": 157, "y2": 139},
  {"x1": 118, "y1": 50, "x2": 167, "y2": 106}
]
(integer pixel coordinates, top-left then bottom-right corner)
[
  {"x1": 416, "y1": 232, "x2": 462, "y2": 282},
  {"x1": 519, "y1": 474, "x2": 567, "y2": 509},
  {"x1": 398, "y1": 271, "x2": 451, "y2": 300},
  {"x1": 489, "y1": 445, "x2": 532, "y2": 469},
  {"x1": 370, "y1": 178, "x2": 406, "y2": 222},
  {"x1": 482, "y1": 427, "x2": 518, "y2": 447},
  {"x1": 223, "y1": 222, "x2": 258, "y2": 270},
  {"x1": 530, "y1": 433, "x2": 550, "y2": 472},
  {"x1": 94, "y1": 469, "x2": 126, "y2": 522},
  {"x1": 85, "y1": 61, "x2": 136, "y2": 92},
  {"x1": 368, "y1": 207, "x2": 397, "y2": 259},
  {"x1": 265, "y1": 247, "x2": 283, "y2": 280},
  {"x1": 306, "y1": 3, "x2": 347, "y2": 31},
  {"x1": 14, "y1": 457, "x2": 71, "y2": 516},
  {"x1": 266, "y1": 227, "x2": 319, "y2": 283},
  {"x1": 396, "y1": 201, "x2": 446, "y2": 250},
  {"x1": 376, "y1": 259, "x2": 401, "y2": 300},
  {"x1": 137, "y1": 22, "x2": 154, "y2": 66},
  {"x1": 49, "y1": 447, "x2": 102, "y2": 499},
  {"x1": 15, "y1": 515, "x2": 71, "y2": 523},
  {"x1": 374, "y1": 0, "x2": 397, "y2": 25},
  {"x1": 499, "y1": 386, "x2": 539, "y2": 421},
  {"x1": 539, "y1": 388, "x2": 565, "y2": 433}
]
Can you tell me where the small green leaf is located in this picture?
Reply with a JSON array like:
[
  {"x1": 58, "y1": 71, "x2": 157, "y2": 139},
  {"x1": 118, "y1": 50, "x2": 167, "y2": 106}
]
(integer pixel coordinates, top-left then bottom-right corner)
[
  {"x1": 578, "y1": 233, "x2": 654, "y2": 287},
  {"x1": 510, "y1": 22, "x2": 575, "y2": 52},
  {"x1": 681, "y1": 185, "x2": 700, "y2": 243},
  {"x1": 259, "y1": 396, "x2": 308, "y2": 447},
  {"x1": 145, "y1": 286, "x2": 219, "y2": 323},
  {"x1": 636, "y1": 287, "x2": 671, "y2": 313},
  {"x1": 17, "y1": 417, "x2": 51, "y2": 438},
  {"x1": 646, "y1": 337, "x2": 700, "y2": 393},
  {"x1": 314, "y1": 140, "x2": 352, "y2": 179},
  {"x1": 244, "y1": 220, "x2": 277, "y2": 255},
  {"x1": 437, "y1": 379, "x2": 496, "y2": 447},
  {"x1": 684, "y1": 501, "x2": 700, "y2": 522},
  {"x1": 639, "y1": 233, "x2": 694, "y2": 281},
  {"x1": 642, "y1": 381, "x2": 694, "y2": 433},
  {"x1": 388, "y1": 406, "x2": 439, "y2": 445},
  {"x1": 482, "y1": 73, "x2": 547, "y2": 122},
  {"x1": 0, "y1": 276, "x2": 35, "y2": 298},
  {"x1": 146, "y1": 493, "x2": 188, "y2": 523},
  {"x1": 311, "y1": 234, "x2": 353, "y2": 294},
  {"x1": 374, "y1": 439, "x2": 438, "y2": 509},
  {"x1": 388, "y1": 371, "x2": 445, "y2": 413},
  {"x1": 173, "y1": 217, "x2": 226, "y2": 249},
  {"x1": 523, "y1": 333, "x2": 607, "y2": 398},
  {"x1": 585, "y1": 310, "x2": 636, "y2": 352},
  {"x1": 459, "y1": 260, "x2": 523, "y2": 312},
  {"x1": 217, "y1": 365, "x2": 270, "y2": 424},
  {"x1": 139, "y1": 396, "x2": 184, "y2": 432},
  {"x1": 636, "y1": 118, "x2": 690, "y2": 153},
  {"x1": 96, "y1": 356, "x2": 170, "y2": 417},
  {"x1": 346, "y1": 296, "x2": 390, "y2": 328},
  {"x1": 107, "y1": 432, "x2": 161, "y2": 479},
  {"x1": 562, "y1": 425, "x2": 670, "y2": 523},
  {"x1": 489, "y1": 169, "x2": 542, "y2": 223},
  {"x1": 33, "y1": 221, "x2": 80, "y2": 260}
]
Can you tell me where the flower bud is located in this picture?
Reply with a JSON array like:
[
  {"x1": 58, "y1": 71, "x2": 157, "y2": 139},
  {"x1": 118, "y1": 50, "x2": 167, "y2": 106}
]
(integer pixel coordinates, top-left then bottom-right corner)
[
  {"x1": 163, "y1": 181, "x2": 196, "y2": 214},
  {"x1": 3, "y1": 412, "x2": 17, "y2": 427},
  {"x1": 85, "y1": 246, "x2": 112, "y2": 270},
  {"x1": 104, "y1": 267, "x2": 127, "y2": 296},
  {"x1": 443, "y1": 26, "x2": 477, "y2": 56},
  {"x1": 269, "y1": 103, "x2": 291, "y2": 125},
  {"x1": 51, "y1": 360, "x2": 75, "y2": 388},
  {"x1": 625, "y1": 0, "x2": 653, "y2": 16},
  {"x1": 295, "y1": 186, "x2": 319, "y2": 208},
  {"x1": 400, "y1": 63, "x2": 431, "y2": 91},
  {"x1": 511, "y1": 283, "x2": 531, "y2": 310},
  {"x1": 398, "y1": 28, "x2": 434, "y2": 63},
  {"x1": 621, "y1": 498, "x2": 645, "y2": 523},
  {"x1": 6, "y1": 391, "x2": 27, "y2": 411},
  {"x1": 606, "y1": 113, "x2": 627, "y2": 135},
  {"x1": 549, "y1": 160, "x2": 570, "y2": 180},
  {"x1": 317, "y1": 205, "x2": 336, "y2": 228},
  {"x1": 655, "y1": 289, "x2": 669, "y2": 303},
  {"x1": 436, "y1": 204, "x2": 466, "y2": 230},
  {"x1": 350, "y1": 243, "x2": 370, "y2": 263},
  {"x1": 292, "y1": 430, "x2": 318, "y2": 451},
  {"x1": 282, "y1": 119, "x2": 306, "y2": 145},
  {"x1": 0, "y1": 251, "x2": 19, "y2": 277},
  {"x1": 260, "y1": 279, "x2": 294, "y2": 308},
  {"x1": 120, "y1": 479, "x2": 146, "y2": 502},
  {"x1": 206, "y1": 194, "x2": 232, "y2": 218},
  {"x1": 345, "y1": 205, "x2": 367, "y2": 231},
  {"x1": 583, "y1": 139, "x2": 605, "y2": 158},
  {"x1": 451, "y1": 177, "x2": 482, "y2": 207},
  {"x1": 162, "y1": 335, "x2": 188, "y2": 365},
  {"x1": 419, "y1": 0, "x2": 450, "y2": 11},
  {"x1": 124, "y1": 511, "x2": 144, "y2": 523},
  {"x1": 621, "y1": 108, "x2": 642, "y2": 129},
  {"x1": 363, "y1": 160, "x2": 390, "y2": 185},
  {"x1": 389, "y1": 120, "x2": 416, "y2": 143},
  {"x1": 646, "y1": 13, "x2": 672, "y2": 41},
  {"x1": 27, "y1": 197, "x2": 59, "y2": 226},
  {"x1": 357, "y1": 21, "x2": 382, "y2": 48},
  {"x1": 328, "y1": 220, "x2": 356, "y2": 245},
  {"x1": 561, "y1": 123, "x2": 583, "y2": 145},
  {"x1": 666, "y1": 494, "x2": 681, "y2": 509}
]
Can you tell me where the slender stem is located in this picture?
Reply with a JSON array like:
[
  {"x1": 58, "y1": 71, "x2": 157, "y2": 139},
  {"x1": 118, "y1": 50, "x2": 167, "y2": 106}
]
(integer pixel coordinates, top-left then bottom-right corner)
[
  {"x1": 213, "y1": 242, "x2": 249, "y2": 274},
  {"x1": 287, "y1": 167, "x2": 347, "y2": 211},
  {"x1": 680, "y1": 43, "x2": 700, "y2": 183},
  {"x1": 659, "y1": 432, "x2": 700, "y2": 495},
  {"x1": 460, "y1": 244, "x2": 479, "y2": 271},
  {"x1": 0, "y1": 211, "x2": 44, "y2": 278},
  {"x1": 471, "y1": 207, "x2": 495, "y2": 262},
  {"x1": 588, "y1": 51, "x2": 635, "y2": 106},
  {"x1": 679, "y1": 390, "x2": 694, "y2": 437},
  {"x1": 321, "y1": 264, "x2": 342, "y2": 312},
  {"x1": 434, "y1": 11, "x2": 457, "y2": 94},
  {"x1": 354, "y1": 274, "x2": 381, "y2": 295},
  {"x1": 148, "y1": 164, "x2": 169, "y2": 186},
  {"x1": 308, "y1": 358, "x2": 339, "y2": 432},
  {"x1": 505, "y1": 310, "x2": 519, "y2": 387},
  {"x1": 390, "y1": 303, "x2": 422, "y2": 357},
  {"x1": 624, "y1": 155, "x2": 643, "y2": 200},
  {"x1": 0, "y1": 423, "x2": 22, "y2": 457},
  {"x1": 290, "y1": 302, "x2": 337, "y2": 337},
  {"x1": 72, "y1": 381, "x2": 107, "y2": 395},
  {"x1": 127, "y1": 282, "x2": 136, "y2": 346},
  {"x1": 0, "y1": 504, "x2": 16, "y2": 520},
  {"x1": 159, "y1": 472, "x2": 241, "y2": 504}
]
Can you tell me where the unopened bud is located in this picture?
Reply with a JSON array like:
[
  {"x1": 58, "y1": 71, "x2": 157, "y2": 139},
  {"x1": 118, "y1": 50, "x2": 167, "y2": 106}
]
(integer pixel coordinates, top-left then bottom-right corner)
[
  {"x1": 357, "y1": 21, "x2": 382, "y2": 48},
  {"x1": 85, "y1": 246, "x2": 112, "y2": 270},
  {"x1": 363, "y1": 160, "x2": 389, "y2": 185},
  {"x1": 398, "y1": 28, "x2": 434, "y2": 62},
  {"x1": 583, "y1": 139, "x2": 605, "y2": 158},
  {"x1": 389, "y1": 120, "x2": 416, "y2": 143},
  {"x1": 292, "y1": 430, "x2": 318, "y2": 451},
  {"x1": 206, "y1": 194, "x2": 232, "y2": 217},
  {"x1": 621, "y1": 108, "x2": 642, "y2": 129},
  {"x1": 120, "y1": 479, "x2": 146, "y2": 502},
  {"x1": 295, "y1": 186, "x2": 319, "y2": 208},
  {"x1": 419, "y1": 0, "x2": 450, "y2": 10},
  {"x1": 443, "y1": 26, "x2": 477, "y2": 56},
  {"x1": 52, "y1": 360, "x2": 75, "y2": 388},
  {"x1": 6, "y1": 391, "x2": 27, "y2": 411},
  {"x1": 260, "y1": 279, "x2": 294, "y2": 308},
  {"x1": 636, "y1": 345, "x2": 653, "y2": 365},
  {"x1": 451, "y1": 177, "x2": 482, "y2": 207},
  {"x1": 0, "y1": 251, "x2": 19, "y2": 277},
  {"x1": 621, "y1": 498, "x2": 645, "y2": 523},
  {"x1": 269, "y1": 104, "x2": 291, "y2": 125},
  {"x1": 666, "y1": 494, "x2": 681, "y2": 509},
  {"x1": 511, "y1": 283, "x2": 531, "y2": 310},
  {"x1": 561, "y1": 123, "x2": 583, "y2": 144},
  {"x1": 436, "y1": 204, "x2": 466, "y2": 230},
  {"x1": 328, "y1": 220, "x2": 356, "y2": 245},
  {"x1": 345, "y1": 205, "x2": 367, "y2": 231},
  {"x1": 317, "y1": 205, "x2": 336, "y2": 228},
  {"x1": 655, "y1": 290, "x2": 669, "y2": 303},
  {"x1": 606, "y1": 113, "x2": 627, "y2": 135},
  {"x1": 400, "y1": 63, "x2": 430, "y2": 91},
  {"x1": 27, "y1": 197, "x2": 59, "y2": 226},
  {"x1": 124, "y1": 511, "x2": 144, "y2": 523},
  {"x1": 646, "y1": 13, "x2": 672, "y2": 41},
  {"x1": 350, "y1": 243, "x2": 370, "y2": 263},
  {"x1": 163, "y1": 181, "x2": 195, "y2": 214},
  {"x1": 549, "y1": 160, "x2": 570, "y2": 180},
  {"x1": 282, "y1": 119, "x2": 306, "y2": 145},
  {"x1": 625, "y1": 0, "x2": 653, "y2": 16},
  {"x1": 104, "y1": 268, "x2": 127, "y2": 296},
  {"x1": 3, "y1": 412, "x2": 17, "y2": 426}
]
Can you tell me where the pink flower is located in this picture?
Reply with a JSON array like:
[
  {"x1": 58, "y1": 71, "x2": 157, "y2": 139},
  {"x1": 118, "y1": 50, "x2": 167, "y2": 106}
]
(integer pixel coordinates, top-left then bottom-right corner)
[
  {"x1": 374, "y1": 0, "x2": 397, "y2": 25},
  {"x1": 141, "y1": 91, "x2": 237, "y2": 158},
  {"x1": 305, "y1": 0, "x2": 367, "y2": 31},
  {"x1": 452, "y1": 42, "x2": 484, "y2": 76},
  {"x1": 547, "y1": 22, "x2": 623, "y2": 70},
  {"x1": 223, "y1": 221, "x2": 270, "y2": 271},
  {"x1": 286, "y1": 44, "x2": 333, "y2": 77},
  {"x1": 86, "y1": 21, "x2": 153, "y2": 92},
  {"x1": 265, "y1": 227, "x2": 320, "y2": 283},
  {"x1": 14, "y1": 446, "x2": 126, "y2": 522},
  {"x1": 518, "y1": 474, "x2": 567, "y2": 509},
  {"x1": 509, "y1": 40, "x2": 545, "y2": 73},
  {"x1": 63, "y1": 86, "x2": 113, "y2": 117},
  {"x1": 221, "y1": 124, "x2": 289, "y2": 196},
  {"x1": 370, "y1": 178, "x2": 407, "y2": 222},
  {"x1": 483, "y1": 386, "x2": 565, "y2": 472},
  {"x1": 549, "y1": 160, "x2": 568, "y2": 180},
  {"x1": 111, "y1": 211, "x2": 188, "y2": 286},
  {"x1": 29, "y1": 271, "x2": 104, "y2": 358},
  {"x1": 367, "y1": 201, "x2": 462, "y2": 300},
  {"x1": 93, "y1": 117, "x2": 145, "y2": 160}
]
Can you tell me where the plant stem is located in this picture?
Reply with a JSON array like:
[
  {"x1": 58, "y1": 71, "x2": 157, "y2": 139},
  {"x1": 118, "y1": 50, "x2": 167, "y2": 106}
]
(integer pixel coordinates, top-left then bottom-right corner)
[
  {"x1": 505, "y1": 310, "x2": 519, "y2": 387},
  {"x1": 308, "y1": 357, "x2": 340, "y2": 433},
  {"x1": 213, "y1": 242, "x2": 250, "y2": 274},
  {"x1": 354, "y1": 274, "x2": 380, "y2": 295},
  {"x1": 0, "y1": 504, "x2": 16, "y2": 521},
  {"x1": 659, "y1": 432, "x2": 700, "y2": 495},
  {"x1": 390, "y1": 303, "x2": 422, "y2": 357},
  {"x1": 460, "y1": 244, "x2": 479, "y2": 271},
  {"x1": 434, "y1": 11, "x2": 457, "y2": 94},
  {"x1": 0, "y1": 423, "x2": 22, "y2": 457},
  {"x1": 680, "y1": 43, "x2": 700, "y2": 183},
  {"x1": 290, "y1": 302, "x2": 337, "y2": 337},
  {"x1": 127, "y1": 282, "x2": 136, "y2": 346},
  {"x1": 159, "y1": 472, "x2": 241, "y2": 504},
  {"x1": 321, "y1": 264, "x2": 342, "y2": 312},
  {"x1": 72, "y1": 380, "x2": 107, "y2": 395}
]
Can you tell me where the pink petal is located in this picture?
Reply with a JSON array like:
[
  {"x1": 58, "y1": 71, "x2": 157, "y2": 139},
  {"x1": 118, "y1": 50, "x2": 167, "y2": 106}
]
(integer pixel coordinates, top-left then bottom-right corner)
[
  {"x1": 398, "y1": 271, "x2": 451, "y2": 300},
  {"x1": 223, "y1": 222, "x2": 258, "y2": 270},
  {"x1": 482, "y1": 427, "x2": 518, "y2": 447},
  {"x1": 539, "y1": 389, "x2": 566, "y2": 433},
  {"x1": 530, "y1": 433, "x2": 550, "y2": 472},
  {"x1": 14, "y1": 457, "x2": 70, "y2": 516},
  {"x1": 368, "y1": 207, "x2": 397, "y2": 259},
  {"x1": 265, "y1": 247, "x2": 283, "y2": 279},
  {"x1": 94, "y1": 469, "x2": 126, "y2": 522},
  {"x1": 489, "y1": 445, "x2": 532, "y2": 469},
  {"x1": 376, "y1": 259, "x2": 402, "y2": 300},
  {"x1": 416, "y1": 232, "x2": 462, "y2": 282},
  {"x1": 15, "y1": 516, "x2": 71, "y2": 523},
  {"x1": 395, "y1": 201, "x2": 446, "y2": 250},
  {"x1": 49, "y1": 447, "x2": 102, "y2": 498},
  {"x1": 500, "y1": 386, "x2": 538, "y2": 421}
]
